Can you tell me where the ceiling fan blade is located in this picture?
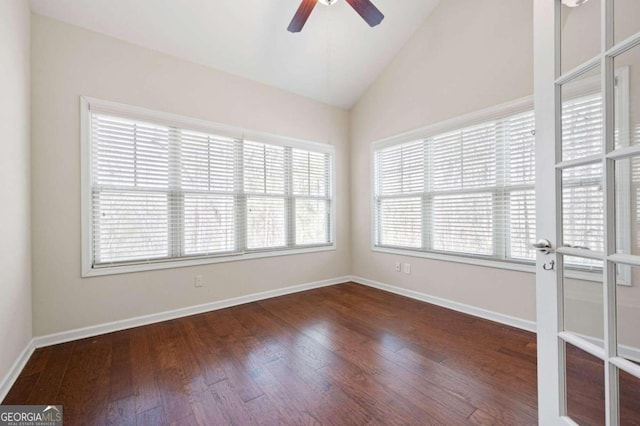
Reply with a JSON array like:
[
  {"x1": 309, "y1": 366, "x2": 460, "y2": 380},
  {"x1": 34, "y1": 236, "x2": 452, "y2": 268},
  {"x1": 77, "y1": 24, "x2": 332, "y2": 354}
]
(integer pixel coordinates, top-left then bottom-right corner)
[
  {"x1": 287, "y1": 0, "x2": 319, "y2": 33},
  {"x1": 345, "y1": 0, "x2": 384, "y2": 27}
]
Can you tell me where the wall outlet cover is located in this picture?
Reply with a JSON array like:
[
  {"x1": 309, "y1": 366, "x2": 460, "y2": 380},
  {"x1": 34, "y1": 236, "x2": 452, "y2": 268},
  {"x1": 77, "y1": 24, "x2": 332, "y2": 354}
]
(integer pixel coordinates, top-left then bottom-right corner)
[
  {"x1": 403, "y1": 263, "x2": 411, "y2": 274},
  {"x1": 194, "y1": 275, "x2": 203, "y2": 288}
]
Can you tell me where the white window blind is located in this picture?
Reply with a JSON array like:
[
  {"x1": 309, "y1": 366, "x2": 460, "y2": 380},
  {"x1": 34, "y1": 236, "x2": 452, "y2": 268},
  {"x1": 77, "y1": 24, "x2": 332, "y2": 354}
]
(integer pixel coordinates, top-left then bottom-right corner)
[
  {"x1": 244, "y1": 141, "x2": 287, "y2": 250},
  {"x1": 92, "y1": 115, "x2": 172, "y2": 264},
  {"x1": 506, "y1": 111, "x2": 537, "y2": 261},
  {"x1": 430, "y1": 122, "x2": 498, "y2": 257},
  {"x1": 292, "y1": 149, "x2": 332, "y2": 246},
  {"x1": 375, "y1": 141, "x2": 424, "y2": 248},
  {"x1": 179, "y1": 129, "x2": 239, "y2": 256},
  {"x1": 86, "y1": 103, "x2": 334, "y2": 274}
]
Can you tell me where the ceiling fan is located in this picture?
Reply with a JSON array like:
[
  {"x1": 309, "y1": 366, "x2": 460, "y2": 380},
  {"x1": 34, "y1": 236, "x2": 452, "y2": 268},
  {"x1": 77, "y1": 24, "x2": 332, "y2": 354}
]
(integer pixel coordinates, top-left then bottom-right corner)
[{"x1": 287, "y1": 0, "x2": 384, "y2": 33}]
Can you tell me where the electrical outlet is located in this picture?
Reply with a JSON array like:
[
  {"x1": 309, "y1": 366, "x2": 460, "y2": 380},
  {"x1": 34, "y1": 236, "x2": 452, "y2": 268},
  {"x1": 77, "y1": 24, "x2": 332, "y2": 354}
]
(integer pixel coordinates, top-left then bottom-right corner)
[
  {"x1": 403, "y1": 263, "x2": 411, "y2": 275},
  {"x1": 194, "y1": 275, "x2": 203, "y2": 288},
  {"x1": 395, "y1": 261, "x2": 402, "y2": 272}
]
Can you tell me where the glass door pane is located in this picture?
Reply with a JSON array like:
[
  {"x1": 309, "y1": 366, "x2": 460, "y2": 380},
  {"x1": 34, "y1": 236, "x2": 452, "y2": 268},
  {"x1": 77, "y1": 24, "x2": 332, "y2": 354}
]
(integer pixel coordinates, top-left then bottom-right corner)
[
  {"x1": 566, "y1": 342, "x2": 606, "y2": 425},
  {"x1": 614, "y1": 157, "x2": 638, "y2": 257},
  {"x1": 562, "y1": 163, "x2": 604, "y2": 253},
  {"x1": 563, "y1": 257, "x2": 604, "y2": 346},
  {"x1": 614, "y1": 44, "x2": 640, "y2": 150},
  {"x1": 562, "y1": 67, "x2": 603, "y2": 161},
  {"x1": 619, "y1": 368, "x2": 640, "y2": 424},
  {"x1": 615, "y1": 264, "x2": 640, "y2": 363}
]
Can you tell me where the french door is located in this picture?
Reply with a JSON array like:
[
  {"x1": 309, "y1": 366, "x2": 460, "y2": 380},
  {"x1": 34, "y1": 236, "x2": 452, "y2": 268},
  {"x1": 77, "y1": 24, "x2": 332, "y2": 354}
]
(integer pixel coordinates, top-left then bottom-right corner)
[{"x1": 534, "y1": 0, "x2": 640, "y2": 424}]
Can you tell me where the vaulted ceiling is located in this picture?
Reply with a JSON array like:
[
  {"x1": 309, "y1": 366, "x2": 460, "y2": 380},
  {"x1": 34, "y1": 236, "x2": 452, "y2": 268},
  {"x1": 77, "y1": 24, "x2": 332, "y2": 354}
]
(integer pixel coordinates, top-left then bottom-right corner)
[{"x1": 29, "y1": 0, "x2": 441, "y2": 108}]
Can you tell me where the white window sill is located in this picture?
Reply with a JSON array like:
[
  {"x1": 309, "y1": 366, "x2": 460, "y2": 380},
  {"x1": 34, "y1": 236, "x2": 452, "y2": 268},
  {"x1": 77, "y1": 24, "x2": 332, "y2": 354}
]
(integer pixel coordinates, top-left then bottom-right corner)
[{"x1": 83, "y1": 244, "x2": 336, "y2": 277}]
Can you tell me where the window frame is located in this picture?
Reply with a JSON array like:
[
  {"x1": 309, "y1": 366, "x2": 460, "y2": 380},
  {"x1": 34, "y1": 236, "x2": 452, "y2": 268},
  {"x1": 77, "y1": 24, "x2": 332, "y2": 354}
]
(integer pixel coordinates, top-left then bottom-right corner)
[
  {"x1": 81, "y1": 97, "x2": 336, "y2": 277},
  {"x1": 371, "y1": 99, "x2": 536, "y2": 273},
  {"x1": 370, "y1": 75, "x2": 632, "y2": 285}
]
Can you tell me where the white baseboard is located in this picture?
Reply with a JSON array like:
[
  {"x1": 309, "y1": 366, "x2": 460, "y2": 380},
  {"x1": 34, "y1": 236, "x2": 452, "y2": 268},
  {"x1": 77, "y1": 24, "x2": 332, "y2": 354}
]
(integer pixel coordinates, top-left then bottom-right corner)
[
  {"x1": 0, "y1": 275, "x2": 348, "y2": 401},
  {"x1": 33, "y1": 276, "x2": 350, "y2": 349},
  {"x1": 349, "y1": 275, "x2": 537, "y2": 333},
  {"x1": 0, "y1": 340, "x2": 35, "y2": 403}
]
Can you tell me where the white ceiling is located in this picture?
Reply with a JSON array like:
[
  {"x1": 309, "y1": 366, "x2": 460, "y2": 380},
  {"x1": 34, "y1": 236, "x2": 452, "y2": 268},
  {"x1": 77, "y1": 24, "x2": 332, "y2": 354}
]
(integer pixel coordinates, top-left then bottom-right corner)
[{"x1": 29, "y1": 0, "x2": 440, "y2": 109}]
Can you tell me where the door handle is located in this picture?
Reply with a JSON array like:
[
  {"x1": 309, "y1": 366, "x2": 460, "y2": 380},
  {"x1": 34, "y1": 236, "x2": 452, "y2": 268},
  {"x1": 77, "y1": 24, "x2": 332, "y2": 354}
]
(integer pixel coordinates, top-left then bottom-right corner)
[
  {"x1": 565, "y1": 244, "x2": 591, "y2": 250},
  {"x1": 530, "y1": 239, "x2": 553, "y2": 255}
]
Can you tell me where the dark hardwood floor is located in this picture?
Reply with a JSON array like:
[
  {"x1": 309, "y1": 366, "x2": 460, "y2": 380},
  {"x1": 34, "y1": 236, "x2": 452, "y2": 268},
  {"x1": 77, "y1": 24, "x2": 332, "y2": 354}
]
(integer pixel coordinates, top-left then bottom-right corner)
[{"x1": 3, "y1": 282, "x2": 639, "y2": 425}]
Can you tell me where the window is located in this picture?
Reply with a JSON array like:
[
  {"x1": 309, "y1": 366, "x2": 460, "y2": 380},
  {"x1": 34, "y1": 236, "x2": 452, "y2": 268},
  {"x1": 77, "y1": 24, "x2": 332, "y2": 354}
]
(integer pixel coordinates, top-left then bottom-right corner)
[
  {"x1": 374, "y1": 111, "x2": 536, "y2": 263},
  {"x1": 373, "y1": 71, "x2": 631, "y2": 280},
  {"x1": 82, "y1": 98, "x2": 334, "y2": 276}
]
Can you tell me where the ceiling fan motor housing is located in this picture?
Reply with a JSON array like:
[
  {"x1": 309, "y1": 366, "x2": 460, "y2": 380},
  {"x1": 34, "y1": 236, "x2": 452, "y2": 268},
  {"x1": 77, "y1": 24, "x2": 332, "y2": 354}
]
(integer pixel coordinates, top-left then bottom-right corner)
[{"x1": 319, "y1": 0, "x2": 340, "y2": 5}]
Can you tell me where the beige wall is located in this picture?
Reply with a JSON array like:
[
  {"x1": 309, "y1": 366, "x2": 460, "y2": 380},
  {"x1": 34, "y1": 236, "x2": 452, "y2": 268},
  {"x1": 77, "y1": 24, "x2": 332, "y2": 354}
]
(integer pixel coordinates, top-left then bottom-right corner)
[
  {"x1": 350, "y1": 0, "x2": 537, "y2": 322},
  {"x1": 31, "y1": 15, "x2": 351, "y2": 336},
  {"x1": 0, "y1": 1, "x2": 32, "y2": 382}
]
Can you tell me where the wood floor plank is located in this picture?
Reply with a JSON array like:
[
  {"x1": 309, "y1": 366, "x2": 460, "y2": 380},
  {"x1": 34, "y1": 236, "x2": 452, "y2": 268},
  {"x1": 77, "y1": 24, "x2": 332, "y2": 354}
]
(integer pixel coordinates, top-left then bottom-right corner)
[
  {"x1": 147, "y1": 322, "x2": 181, "y2": 371},
  {"x1": 75, "y1": 336, "x2": 113, "y2": 426},
  {"x1": 209, "y1": 379, "x2": 258, "y2": 425},
  {"x1": 137, "y1": 406, "x2": 167, "y2": 426},
  {"x1": 194, "y1": 331, "x2": 265, "y2": 403},
  {"x1": 250, "y1": 361, "x2": 322, "y2": 425},
  {"x1": 189, "y1": 387, "x2": 228, "y2": 425},
  {"x1": 252, "y1": 304, "x2": 338, "y2": 371},
  {"x1": 317, "y1": 357, "x2": 443, "y2": 425},
  {"x1": 391, "y1": 345, "x2": 538, "y2": 423},
  {"x1": 106, "y1": 395, "x2": 136, "y2": 426},
  {"x1": 169, "y1": 412, "x2": 198, "y2": 426},
  {"x1": 109, "y1": 333, "x2": 134, "y2": 402},
  {"x1": 54, "y1": 339, "x2": 99, "y2": 424},
  {"x1": 338, "y1": 339, "x2": 477, "y2": 422},
  {"x1": 26, "y1": 342, "x2": 75, "y2": 405},
  {"x1": 20, "y1": 347, "x2": 52, "y2": 377},
  {"x1": 155, "y1": 367, "x2": 195, "y2": 424},
  {"x1": 168, "y1": 334, "x2": 209, "y2": 396},
  {"x1": 128, "y1": 326, "x2": 163, "y2": 415},
  {"x1": 265, "y1": 358, "x2": 373, "y2": 425},
  {"x1": 469, "y1": 407, "x2": 536, "y2": 426},
  {"x1": 181, "y1": 316, "x2": 227, "y2": 386},
  {"x1": 243, "y1": 394, "x2": 287, "y2": 425}
]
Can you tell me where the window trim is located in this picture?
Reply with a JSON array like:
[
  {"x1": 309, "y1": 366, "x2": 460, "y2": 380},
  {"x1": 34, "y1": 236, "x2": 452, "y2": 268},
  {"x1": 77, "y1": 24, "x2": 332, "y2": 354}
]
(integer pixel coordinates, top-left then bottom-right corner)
[{"x1": 81, "y1": 97, "x2": 336, "y2": 277}]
